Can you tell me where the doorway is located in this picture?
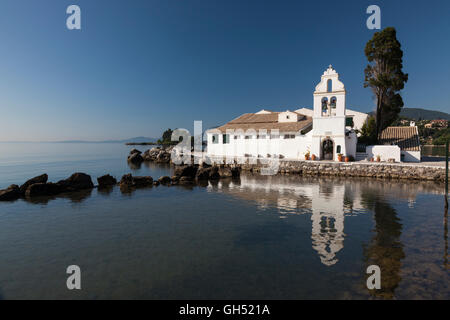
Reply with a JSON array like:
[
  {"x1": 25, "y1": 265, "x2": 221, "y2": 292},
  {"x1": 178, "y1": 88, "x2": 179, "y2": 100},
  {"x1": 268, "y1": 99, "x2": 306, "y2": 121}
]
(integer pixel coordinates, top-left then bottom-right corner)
[{"x1": 322, "y1": 139, "x2": 334, "y2": 160}]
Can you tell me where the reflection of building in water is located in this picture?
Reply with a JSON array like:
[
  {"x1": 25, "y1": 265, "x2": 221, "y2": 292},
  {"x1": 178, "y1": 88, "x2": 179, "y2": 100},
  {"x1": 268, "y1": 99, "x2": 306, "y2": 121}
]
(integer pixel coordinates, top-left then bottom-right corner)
[
  {"x1": 208, "y1": 175, "x2": 353, "y2": 266},
  {"x1": 208, "y1": 175, "x2": 441, "y2": 267},
  {"x1": 310, "y1": 183, "x2": 347, "y2": 266}
]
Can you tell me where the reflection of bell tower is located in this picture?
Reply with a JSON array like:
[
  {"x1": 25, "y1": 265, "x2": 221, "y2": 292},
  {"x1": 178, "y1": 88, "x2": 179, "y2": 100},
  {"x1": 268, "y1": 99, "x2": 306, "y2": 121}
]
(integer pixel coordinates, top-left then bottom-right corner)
[
  {"x1": 310, "y1": 183, "x2": 346, "y2": 266},
  {"x1": 311, "y1": 65, "x2": 348, "y2": 160}
]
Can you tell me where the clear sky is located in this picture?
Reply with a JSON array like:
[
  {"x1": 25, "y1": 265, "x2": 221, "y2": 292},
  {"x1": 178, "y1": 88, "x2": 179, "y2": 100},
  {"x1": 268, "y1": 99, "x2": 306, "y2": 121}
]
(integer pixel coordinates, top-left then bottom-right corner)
[{"x1": 0, "y1": 0, "x2": 449, "y2": 141}]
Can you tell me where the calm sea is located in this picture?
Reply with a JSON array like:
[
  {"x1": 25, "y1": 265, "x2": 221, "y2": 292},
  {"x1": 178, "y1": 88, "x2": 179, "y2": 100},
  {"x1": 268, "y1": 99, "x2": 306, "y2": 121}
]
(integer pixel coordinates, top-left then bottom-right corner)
[{"x1": 0, "y1": 142, "x2": 448, "y2": 299}]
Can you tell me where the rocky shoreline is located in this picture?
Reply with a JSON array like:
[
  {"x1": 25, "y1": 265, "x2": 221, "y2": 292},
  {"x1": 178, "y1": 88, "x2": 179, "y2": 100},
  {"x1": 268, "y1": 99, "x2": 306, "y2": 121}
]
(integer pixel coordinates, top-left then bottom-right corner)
[
  {"x1": 134, "y1": 146, "x2": 447, "y2": 182},
  {"x1": 1, "y1": 147, "x2": 445, "y2": 202},
  {"x1": 241, "y1": 160, "x2": 447, "y2": 182},
  {"x1": 0, "y1": 147, "x2": 241, "y2": 202}
]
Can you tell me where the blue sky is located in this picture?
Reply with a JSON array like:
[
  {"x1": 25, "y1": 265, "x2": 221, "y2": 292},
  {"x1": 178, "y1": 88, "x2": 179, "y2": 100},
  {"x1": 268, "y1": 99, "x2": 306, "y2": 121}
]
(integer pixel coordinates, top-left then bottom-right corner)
[{"x1": 0, "y1": 0, "x2": 449, "y2": 141}]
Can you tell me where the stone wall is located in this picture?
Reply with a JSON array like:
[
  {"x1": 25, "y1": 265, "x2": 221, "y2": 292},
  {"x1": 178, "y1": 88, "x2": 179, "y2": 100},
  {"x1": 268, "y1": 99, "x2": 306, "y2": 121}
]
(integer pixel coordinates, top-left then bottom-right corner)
[{"x1": 234, "y1": 160, "x2": 446, "y2": 182}]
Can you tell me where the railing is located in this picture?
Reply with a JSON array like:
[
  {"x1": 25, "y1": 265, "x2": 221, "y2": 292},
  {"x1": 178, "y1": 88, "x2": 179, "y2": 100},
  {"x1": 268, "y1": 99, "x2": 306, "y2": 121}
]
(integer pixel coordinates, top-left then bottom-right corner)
[
  {"x1": 421, "y1": 145, "x2": 450, "y2": 157},
  {"x1": 356, "y1": 143, "x2": 367, "y2": 153}
]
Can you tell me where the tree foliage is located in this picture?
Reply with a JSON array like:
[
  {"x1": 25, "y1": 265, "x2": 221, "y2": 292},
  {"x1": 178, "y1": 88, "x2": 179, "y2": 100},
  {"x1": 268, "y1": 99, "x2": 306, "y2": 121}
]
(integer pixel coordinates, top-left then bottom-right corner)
[
  {"x1": 359, "y1": 116, "x2": 377, "y2": 145},
  {"x1": 364, "y1": 27, "x2": 408, "y2": 141},
  {"x1": 157, "y1": 128, "x2": 175, "y2": 145}
]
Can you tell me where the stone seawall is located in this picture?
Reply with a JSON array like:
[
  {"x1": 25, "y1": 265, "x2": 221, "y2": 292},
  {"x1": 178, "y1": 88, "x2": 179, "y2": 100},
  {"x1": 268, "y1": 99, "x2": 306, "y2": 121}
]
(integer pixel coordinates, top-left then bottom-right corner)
[{"x1": 233, "y1": 160, "x2": 446, "y2": 182}]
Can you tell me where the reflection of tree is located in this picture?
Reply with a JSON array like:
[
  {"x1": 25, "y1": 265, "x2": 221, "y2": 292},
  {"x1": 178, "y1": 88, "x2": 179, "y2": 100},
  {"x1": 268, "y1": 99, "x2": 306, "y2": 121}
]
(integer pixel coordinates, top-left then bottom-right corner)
[
  {"x1": 444, "y1": 205, "x2": 448, "y2": 269},
  {"x1": 362, "y1": 192, "x2": 405, "y2": 299}
]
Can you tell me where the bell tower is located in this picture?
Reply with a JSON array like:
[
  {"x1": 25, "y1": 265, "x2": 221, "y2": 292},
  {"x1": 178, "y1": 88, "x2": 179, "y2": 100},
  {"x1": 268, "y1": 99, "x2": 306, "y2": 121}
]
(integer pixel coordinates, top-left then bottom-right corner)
[
  {"x1": 313, "y1": 65, "x2": 346, "y2": 117},
  {"x1": 311, "y1": 66, "x2": 348, "y2": 160}
]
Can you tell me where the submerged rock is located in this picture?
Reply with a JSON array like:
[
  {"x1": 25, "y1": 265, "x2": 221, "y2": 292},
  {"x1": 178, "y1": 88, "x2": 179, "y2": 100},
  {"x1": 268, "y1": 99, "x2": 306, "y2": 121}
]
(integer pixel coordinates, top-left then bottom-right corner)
[
  {"x1": 19, "y1": 174, "x2": 48, "y2": 194},
  {"x1": 178, "y1": 176, "x2": 194, "y2": 185},
  {"x1": 97, "y1": 174, "x2": 117, "y2": 188},
  {"x1": 0, "y1": 184, "x2": 21, "y2": 201}
]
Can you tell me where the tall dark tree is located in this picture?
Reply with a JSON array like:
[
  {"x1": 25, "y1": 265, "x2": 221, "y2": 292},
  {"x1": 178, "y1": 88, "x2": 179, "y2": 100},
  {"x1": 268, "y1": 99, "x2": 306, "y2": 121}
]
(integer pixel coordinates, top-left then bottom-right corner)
[
  {"x1": 161, "y1": 128, "x2": 173, "y2": 142},
  {"x1": 364, "y1": 27, "x2": 408, "y2": 140}
]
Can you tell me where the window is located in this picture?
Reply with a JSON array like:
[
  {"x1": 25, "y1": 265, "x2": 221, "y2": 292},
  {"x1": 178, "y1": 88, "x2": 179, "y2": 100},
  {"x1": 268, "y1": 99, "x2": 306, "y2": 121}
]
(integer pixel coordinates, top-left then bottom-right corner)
[
  {"x1": 283, "y1": 134, "x2": 295, "y2": 139},
  {"x1": 270, "y1": 134, "x2": 280, "y2": 139},
  {"x1": 257, "y1": 134, "x2": 266, "y2": 139},
  {"x1": 244, "y1": 135, "x2": 252, "y2": 139},
  {"x1": 346, "y1": 117, "x2": 354, "y2": 127},
  {"x1": 286, "y1": 115, "x2": 290, "y2": 119},
  {"x1": 223, "y1": 134, "x2": 230, "y2": 144},
  {"x1": 234, "y1": 135, "x2": 240, "y2": 140},
  {"x1": 321, "y1": 97, "x2": 329, "y2": 116},
  {"x1": 330, "y1": 97, "x2": 337, "y2": 108},
  {"x1": 327, "y1": 79, "x2": 332, "y2": 92},
  {"x1": 212, "y1": 134, "x2": 219, "y2": 144},
  {"x1": 336, "y1": 145, "x2": 341, "y2": 154}
]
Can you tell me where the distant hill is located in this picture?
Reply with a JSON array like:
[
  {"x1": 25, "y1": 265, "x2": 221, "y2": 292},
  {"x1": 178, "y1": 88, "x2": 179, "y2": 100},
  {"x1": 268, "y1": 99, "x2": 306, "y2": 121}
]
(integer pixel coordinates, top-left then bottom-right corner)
[
  {"x1": 400, "y1": 108, "x2": 450, "y2": 120},
  {"x1": 55, "y1": 137, "x2": 158, "y2": 144}
]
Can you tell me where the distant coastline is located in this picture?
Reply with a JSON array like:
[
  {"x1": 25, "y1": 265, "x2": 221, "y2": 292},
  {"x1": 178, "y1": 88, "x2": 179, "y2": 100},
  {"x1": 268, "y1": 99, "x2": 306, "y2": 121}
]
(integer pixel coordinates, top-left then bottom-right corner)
[
  {"x1": 125, "y1": 142, "x2": 158, "y2": 146},
  {"x1": 0, "y1": 136, "x2": 158, "y2": 144}
]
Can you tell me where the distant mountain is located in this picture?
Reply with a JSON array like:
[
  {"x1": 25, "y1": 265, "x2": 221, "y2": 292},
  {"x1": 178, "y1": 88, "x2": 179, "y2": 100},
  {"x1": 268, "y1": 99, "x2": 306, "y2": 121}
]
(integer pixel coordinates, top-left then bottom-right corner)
[
  {"x1": 400, "y1": 108, "x2": 450, "y2": 120},
  {"x1": 55, "y1": 137, "x2": 158, "y2": 144}
]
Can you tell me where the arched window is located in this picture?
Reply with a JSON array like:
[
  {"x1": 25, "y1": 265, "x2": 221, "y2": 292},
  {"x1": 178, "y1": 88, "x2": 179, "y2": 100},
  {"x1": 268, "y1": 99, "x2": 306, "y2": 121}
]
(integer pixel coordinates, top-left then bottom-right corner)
[
  {"x1": 330, "y1": 97, "x2": 337, "y2": 108},
  {"x1": 327, "y1": 79, "x2": 332, "y2": 92},
  {"x1": 321, "y1": 97, "x2": 329, "y2": 116}
]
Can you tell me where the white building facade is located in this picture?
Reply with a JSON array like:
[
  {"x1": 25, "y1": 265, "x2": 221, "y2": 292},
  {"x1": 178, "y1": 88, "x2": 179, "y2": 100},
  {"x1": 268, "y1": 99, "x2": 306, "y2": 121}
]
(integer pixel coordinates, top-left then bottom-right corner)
[{"x1": 206, "y1": 66, "x2": 358, "y2": 161}]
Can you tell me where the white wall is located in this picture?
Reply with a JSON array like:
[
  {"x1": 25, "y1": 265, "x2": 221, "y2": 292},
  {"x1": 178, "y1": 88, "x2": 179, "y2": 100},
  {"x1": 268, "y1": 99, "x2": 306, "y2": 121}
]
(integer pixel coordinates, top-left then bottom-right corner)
[
  {"x1": 296, "y1": 107, "x2": 368, "y2": 132},
  {"x1": 402, "y1": 150, "x2": 421, "y2": 163},
  {"x1": 345, "y1": 110, "x2": 368, "y2": 132},
  {"x1": 345, "y1": 132, "x2": 357, "y2": 158},
  {"x1": 366, "y1": 145, "x2": 401, "y2": 162},
  {"x1": 206, "y1": 130, "x2": 312, "y2": 160}
]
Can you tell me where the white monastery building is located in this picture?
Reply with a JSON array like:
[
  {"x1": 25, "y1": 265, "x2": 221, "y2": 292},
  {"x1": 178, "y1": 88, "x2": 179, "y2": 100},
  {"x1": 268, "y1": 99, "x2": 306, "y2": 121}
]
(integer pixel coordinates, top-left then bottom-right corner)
[{"x1": 206, "y1": 66, "x2": 420, "y2": 162}]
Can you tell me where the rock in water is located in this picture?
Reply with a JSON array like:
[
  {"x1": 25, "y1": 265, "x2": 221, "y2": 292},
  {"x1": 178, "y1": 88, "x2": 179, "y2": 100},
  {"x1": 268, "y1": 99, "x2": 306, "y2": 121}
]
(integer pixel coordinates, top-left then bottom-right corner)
[
  {"x1": 0, "y1": 184, "x2": 21, "y2": 201},
  {"x1": 231, "y1": 167, "x2": 241, "y2": 178},
  {"x1": 158, "y1": 176, "x2": 172, "y2": 185},
  {"x1": 25, "y1": 183, "x2": 61, "y2": 197},
  {"x1": 129, "y1": 148, "x2": 142, "y2": 155},
  {"x1": 195, "y1": 167, "x2": 211, "y2": 180},
  {"x1": 209, "y1": 166, "x2": 220, "y2": 180},
  {"x1": 119, "y1": 174, "x2": 134, "y2": 187},
  {"x1": 57, "y1": 173, "x2": 94, "y2": 192},
  {"x1": 218, "y1": 167, "x2": 233, "y2": 178},
  {"x1": 178, "y1": 176, "x2": 194, "y2": 185},
  {"x1": 173, "y1": 165, "x2": 198, "y2": 179},
  {"x1": 19, "y1": 174, "x2": 48, "y2": 194},
  {"x1": 97, "y1": 174, "x2": 117, "y2": 188},
  {"x1": 132, "y1": 176, "x2": 154, "y2": 187},
  {"x1": 128, "y1": 152, "x2": 144, "y2": 164},
  {"x1": 119, "y1": 174, "x2": 153, "y2": 188}
]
